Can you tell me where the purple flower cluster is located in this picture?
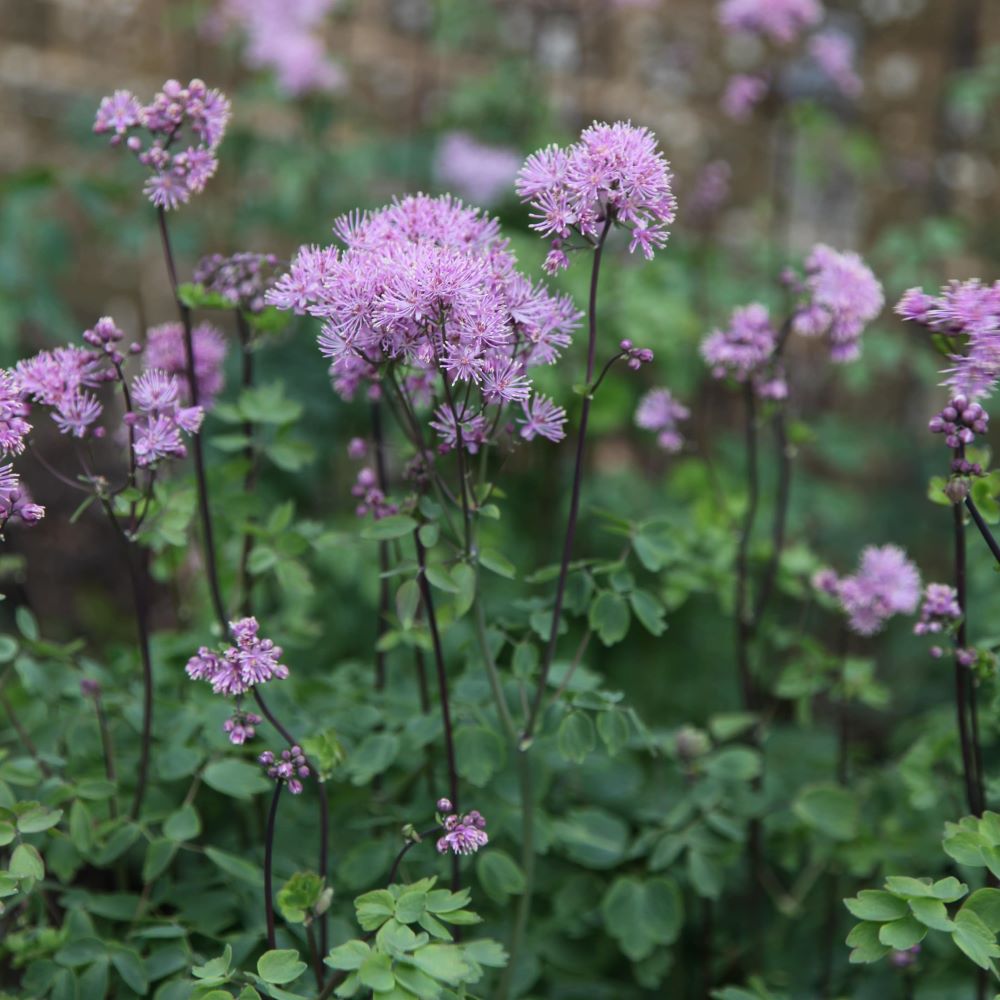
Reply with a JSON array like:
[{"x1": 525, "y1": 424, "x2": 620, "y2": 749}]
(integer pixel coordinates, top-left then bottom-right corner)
[
  {"x1": 810, "y1": 30, "x2": 863, "y2": 99},
  {"x1": 267, "y1": 193, "x2": 580, "y2": 451},
  {"x1": 635, "y1": 388, "x2": 689, "y2": 453},
  {"x1": 791, "y1": 245, "x2": 884, "y2": 363},
  {"x1": 721, "y1": 74, "x2": 769, "y2": 122},
  {"x1": 351, "y1": 466, "x2": 398, "y2": 520},
  {"x1": 17, "y1": 342, "x2": 109, "y2": 439},
  {"x1": 127, "y1": 370, "x2": 204, "y2": 468},
  {"x1": 929, "y1": 395, "x2": 988, "y2": 449},
  {"x1": 207, "y1": 0, "x2": 345, "y2": 97},
  {"x1": 516, "y1": 121, "x2": 677, "y2": 273},
  {"x1": 259, "y1": 745, "x2": 310, "y2": 795},
  {"x1": 93, "y1": 79, "x2": 230, "y2": 211},
  {"x1": 687, "y1": 160, "x2": 732, "y2": 224},
  {"x1": 224, "y1": 709, "x2": 263, "y2": 745},
  {"x1": 717, "y1": 0, "x2": 823, "y2": 44},
  {"x1": 434, "y1": 798, "x2": 489, "y2": 857},
  {"x1": 0, "y1": 371, "x2": 32, "y2": 458},
  {"x1": 815, "y1": 545, "x2": 921, "y2": 636},
  {"x1": 145, "y1": 322, "x2": 227, "y2": 408},
  {"x1": 913, "y1": 583, "x2": 961, "y2": 638},
  {"x1": 193, "y1": 252, "x2": 280, "y2": 314},
  {"x1": 434, "y1": 132, "x2": 521, "y2": 207},
  {"x1": 0, "y1": 465, "x2": 44, "y2": 528},
  {"x1": 701, "y1": 303, "x2": 787, "y2": 399},
  {"x1": 185, "y1": 616, "x2": 289, "y2": 697},
  {"x1": 896, "y1": 280, "x2": 1000, "y2": 400}
]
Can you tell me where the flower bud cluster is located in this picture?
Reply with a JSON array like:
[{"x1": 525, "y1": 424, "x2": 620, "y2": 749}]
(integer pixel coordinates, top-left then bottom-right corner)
[{"x1": 259, "y1": 745, "x2": 310, "y2": 795}]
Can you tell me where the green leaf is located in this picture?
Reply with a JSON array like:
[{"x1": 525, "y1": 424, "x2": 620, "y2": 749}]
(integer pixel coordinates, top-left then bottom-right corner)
[
  {"x1": 68, "y1": 801, "x2": 92, "y2": 854},
  {"x1": 952, "y1": 908, "x2": 1000, "y2": 970},
  {"x1": 462, "y1": 938, "x2": 508, "y2": 968},
  {"x1": 932, "y1": 876, "x2": 969, "y2": 903},
  {"x1": 964, "y1": 889, "x2": 1000, "y2": 934},
  {"x1": 205, "y1": 847, "x2": 264, "y2": 887},
  {"x1": 10, "y1": 842, "x2": 44, "y2": 880},
  {"x1": 395, "y1": 888, "x2": 429, "y2": 924},
  {"x1": 110, "y1": 947, "x2": 148, "y2": 995},
  {"x1": 601, "y1": 876, "x2": 683, "y2": 961},
  {"x1": 846, "y1": 921, "x2": 890, "y2": 964},
  {"x1": 358, "y1": 951, "x2": 395, "y2": 992},
  {"x1": 792, "y1": 784, "x2": 859, "y2": 841},
  {"x1": 408, "y1": 944, "x2": 471, "y2": 984},
  {"x1": 878, "y1": 916, "x2": 927, "y2": 950},
  {"x1": 192, "y1": 945, "x2": 233, "y2": 979},
  {"x1": 844, "y1": 890, "x2": 909, "y2": 923},
  {"x1": 324, "y1": 940, "x2": 370, "y2": 971},
  {"x1": 347, "y1": 733, "x2": 400, "y2": 786},
  {"x1": 239, "y1": 383, "x2": 302, "y2": 424},
  {"x1": 177, "y1": 282, "x2": 232, "y2": 309},
  {"x1": 362, "y1": 515, "x2": 417, "y2": 541},
  {"x1": 142, "y1": 838, "x2": 177, "y2": 883},
  {"x1": 0, "y1": 820, "x2": 14, "y2": 846},
  {"x1": 479, "y1": 548, "x2": 515, "y2": 579},
  {"x1": 396, "y1": 580, "x2": 420, "y2": 630},
  {"x1": 257, "y1": 949, "x2": 308, "y2": 985},
  {"x1": 588, "y1": 591, "x2": 630, "y2": 646},
  {"x1": 356, "y1": 889, "x2": 397, "y2": 931},
  {"x1": 202, "y1": 759, "x2": 270, "y2": 800},
  {"x1": 554, "y1": 808, "x2": 629, "y2": 869},
  {"x1": 884, "y1": 876, "x2": 938, "y2": 899},
  {"x1": 476, "y1": 851, "x2": 525, "y2": 904},
  {"x1": 629, "y1": 589, "x2": 667, "y2": 636},
  {"x1": 909, "y1": 896, "x2": 955, "y2": 931},
  {"x1": 454, "y1": 726, "x2": 505, "y2": 787},
  {"x1": 596, "y1": 710, "x2": 631, "y2": 756},
  {"x1": 16, "y1": 804, "x2": 63, "y2": 834},
  {"x1": 163, "y1": 804, "x2": 201, "y2": 842},
  {"x1": 278, "y1": 872, "x2": 326, "y2": 924},
  {"x1": 557, "y1": 712, "x2": 596, "y2": 764},
  {"x1": 703, "y1": 746, "x2": 761, "y2": 783}
]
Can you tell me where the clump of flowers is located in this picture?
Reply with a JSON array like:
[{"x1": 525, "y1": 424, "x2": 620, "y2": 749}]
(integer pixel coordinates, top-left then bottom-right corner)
[
  {"x1": 0, "y1": 466, "x2": 44, "y2": 529},
  {"x1": 93, "y1": 79, "x2": 231, "y2": 210},
  {"x1": 0, "y1": 371, "x2": 32, "y2": 457},
  {"x1": 896, "y1": 279, "x2": 1000, "y2": 400},
  {"x1": 929, "y1": 395, "x2": 989, "y2": 450},
  {"x1": 145, "y1": 322, "x2": 227, "y2": 407},
  {"x1": 127, "y1": 370, "x2": 204, "y2": 468},
  {"x1": 810, "y1": 29, "x2": 863, "y2": 99},
  {"x1": 635, "y1": 387, "x2": 689, "y2": 453},
  {"x1": 351, "y1": 466, "x2": 398, "y2": 519},
  {"x1": 224, "y1": 710, "x2": 263, "y2": 745},
  {"x1": 790, "y1": 244, "x2": 884, "y2": 363},
  {"x1": 815, "y1": 545, "x2": 921, "y2": 636},
  {"x1": 434, "y1": 797, "x2": 489, "y2": 857},
  {"x1": 185, "y1": 616, "x2": 289, "y2": 697},
  {"x1": 259, "y1": 746, "x2": 310, "y2": 795},
  {"x1": 721, "y1": 74, "x2": 769, "y2": 122},
  {"x1": 267, "y1": 193, "x2": 580, "y2": 452},
  {"x1": 434, "y1": 132, "x2": 521, "y2": 207},
  {"x1": 701, "y1": 303, "x2": 787, "y2": 399},
  {"x1": 516, "y1": 120, "x2": 677, "y2": 273},
  {"x1": 193, "y1": 252, "x2": 280, "y2": 314},
  {"x1": 913, "y1": 583, "x2": 962, "y2": 639},
  {"x1": 206, "y1": 0, "x2": 345, "y2": 97},
  {"x1": 717, "y1": 0, "x2": 823, "y2": 45}
]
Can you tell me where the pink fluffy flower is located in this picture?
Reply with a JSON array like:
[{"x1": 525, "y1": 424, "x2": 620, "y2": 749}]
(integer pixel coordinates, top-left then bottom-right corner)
[
  {"x1": 809, "y1": 29, "x2": 863, "y2": 99},
  {"x1": 701, "y1": 303, "x2": 787, "y2": 398},
  {"x1": 434, "y1": 132, "x2": 521, "y2": 206},
  {"x1": 718, "y1": 0, "x2": 823, "y2": 44},
  {"x1": 635, "y1": 388, "x2": 689, "y2": 453},
  {"x1": 721, "y1": 74, "x2": 769, "y2": 121},
  {"x1": 144, "y1": 322, "x2": 227, "y2": 407},
  {"x1": 833, "y1": 545, "x2": 921, "y2": 636},
  {"x1": 186, "y1": 616, "x2": 289, "y2": 697}
]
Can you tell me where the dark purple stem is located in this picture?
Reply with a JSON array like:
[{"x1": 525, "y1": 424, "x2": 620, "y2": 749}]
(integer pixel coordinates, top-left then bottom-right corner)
[
  {"x1": 413, "y1": 534, "x2": 460, "y2": 890},
  {"x1": 236, "y1": 310, "x2": 258, "y2": 617},
  {"x1": 156, "y1": 207, "x2": 227, "y2": 634},
  {"x1": 965, "y1": 495, "x2": 1000, "y2": 566},
  {"x1": 372, "y1": 400, "x2": 391, "y2": 692},
  {"x1": 263, "y1": 781, "x2": 282, "y2": 949},
  {"x1": 735, "y1": 382, "x2": 759, "y2": 712},
  {"x1": 523, "y1": 215, "x2": 613, "y2": 744}
]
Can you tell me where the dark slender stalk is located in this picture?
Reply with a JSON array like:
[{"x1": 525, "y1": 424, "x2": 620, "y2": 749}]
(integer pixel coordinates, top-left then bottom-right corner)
[
  {"x1": 523, "y1": 215, "x2": 613, "y2": 745},
  {"x1": 965, "y1": 496, "x2": 1000, "y2": 567},
  {"x1": 263, "y1": 782, "x2": 282, "y2": 949},
  {"x1": 953, "y1": 498, "x2": 980, "y2": 815},
  {"x1": 752, "y1": 411, "x2": 791, "y2": 627},
  {"x1": 92, "y1": 694, "x2": 118, "y2": 818},
  {"x1": 156, "y1": 207, "x2": 227, "y2": 633},
  {"x1": 735, "y1": 383, "x2": 760, "y2": 712},
  {"x1": 372, "y1": 400, "x2": 391, "y2": 692},
  {"x1": 236, "y1": 311, "x2": 258, "y2": 617},
  {"x1": 414, "y1": 535, "x2": 460, "y2": 890},
  {"x1": 305, "y1": 920, "x2": 323, "y2": 989}
]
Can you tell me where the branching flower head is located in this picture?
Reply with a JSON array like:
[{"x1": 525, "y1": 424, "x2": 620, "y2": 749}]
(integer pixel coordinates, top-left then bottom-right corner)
[
  {"x1": 267, "y1": 193, "x2": 581, "y2": 455},
  {"x1": 193, "y1": 252, "x2": 280, "y2": 314},
  {"x1": 701, "y1": 303, "x2": 787, "y2": 399},
  {"x1": 717, "y1": 0, "x2": 824, "y2": 44},
  {"x1": 810, "y1": 29, "x2": 863, "y2": 99},
  {"x1": 517, "y1": 121, "x2": 676, "y2": 272},
  {"x1": 635, "y1": 387, "x2": 689, "y2": 453},
  {"x1": 93, "y1": 79, "x2": 230, "y2": 210},
  {"x1": 259, "y1": 745, "x2": 311, "y2": 794},
  {"x1": 185, "y1": 616, "x2": 289, "y2": 698},
  {"x1": 0, "y1": 466, "x2": 44, "y2": 528},
  {"x1": 791, "y1": 244, "x2": 884, "y2": 363},
  {"x1": 144, "y1": 321, "x2": 227, "y2": 407},
  {"x1": 127, "y1": 369, "x2": 204, "y2": 468},
  {"x1": 434, "y1": 798, "x2": 489, "y2": 856},
  {"x1": 913, "y1": 583, "x2": 961, "y2": 638},
  {"x1": 821, "y1": 545, "x2": 921, "y2": 636},
  {"x1": 721, "y1": 74, "x2": 769, "y2": 121}
]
